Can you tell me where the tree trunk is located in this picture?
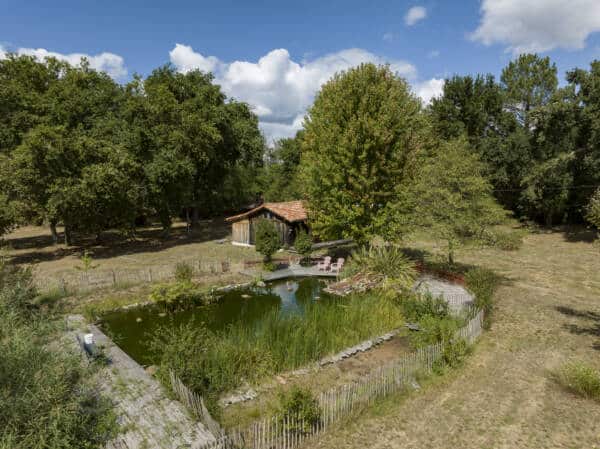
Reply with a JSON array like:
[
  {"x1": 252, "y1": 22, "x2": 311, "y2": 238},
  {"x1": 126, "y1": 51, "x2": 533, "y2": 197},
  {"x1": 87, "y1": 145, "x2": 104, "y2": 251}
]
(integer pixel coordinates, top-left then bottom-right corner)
[
  {"x1": 50, "y1": 221, "x2": 59, "y2": 245},
  {"x1": 191, "y1": 207, "x2": 200, "y2": 228},
  {"x1": 448, "y1": 240, "x2": 455, "y2": 265},
  {"x1": 64, "y1": 224, "x2": 72, "y2": 246}
]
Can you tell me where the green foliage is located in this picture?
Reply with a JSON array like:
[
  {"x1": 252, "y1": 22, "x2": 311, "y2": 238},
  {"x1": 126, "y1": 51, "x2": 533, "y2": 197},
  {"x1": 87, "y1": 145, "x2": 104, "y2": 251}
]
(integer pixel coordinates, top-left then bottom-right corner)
[
  {"x1": 152, "y1": 292, "x2": 405, "y2": 408},
  {"x1": 586, "y1": 188, "x2": 600, "y2": 230},
  {"x1": 148, "y1": 281, "x2": 216, "y2": 312},
  {"x1": 434, "y1": 338, "x2": 470, "y2": 373},
  {"x1": 278, "y1": 387, "x2": 321, "y2": 433},
  {"x1": 409, "y1": 314, "x2": 462, "y2": 349},
  {"x1": 76, "y1": 250, "x2": 99, "y2": 272},
  {"x1": 262, "y1": 261, "x2": 277, "y2": 272},
  {"x1": 483, "y1": 228, "x2": 524, "y2": 251},
  {"x1": 342, "y1": 244, "x2": 417, "y2": 291},
  {"x1": 465, "y1": 267, "x2": 500, "y2": 327},
  {"x1": 501, "y1": 54, "x2": 558, "y2": 128},
  {"x1": 556, "y1": 361, "x2": 600, "y2": 401},
  {"x1": 392, "y1": 138, "x2": 507, "y2": 264},
  {"x1": 300, "y1": 63, "x2": 427, "y2": 243},
  {"x1": 398, "y1": 294, "x2": 450, "y2": 323},
  {"x1": 254, "y1": 218, "x2": 281, "y2": 262},
  {"x1": 262, "y1": 133, "x2": 303, "y2": 202},
  {"x1": 293, "y1": 230, "x2": 313, "y2": 261},
  {"x1": 0, "y1": 258, "x2": 117, "y2": 449},
  {"x1": 174, "y1": 261, "x2": 194, "y2": 282}
]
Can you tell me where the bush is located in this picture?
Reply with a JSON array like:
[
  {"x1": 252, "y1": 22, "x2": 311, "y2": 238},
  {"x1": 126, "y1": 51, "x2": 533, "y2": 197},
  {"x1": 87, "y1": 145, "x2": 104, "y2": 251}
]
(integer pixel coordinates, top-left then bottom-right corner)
[
  {"x1": 409, "y1": 314, "x2": 462, "y2": 349},
  {"x1": 484, "y1": 229, "x2": 524, "y2": 251},
  {"x1": 556, "y1": 361, "x2": 600, "y2": 401},
  {"x1": 342, "y1": 244, "x2": 417, "y2": 290},
  {"x1": 0, "y1": 261, "x2": 117, "y2": 449},
  {"x1": 464, "y1": 267, "x2": 500, "y2": 328},
  {"x1": 149, "y1": 281, "x2": 217, "y2": 312},
  {"x1": 398, "y1": 294, "x2": 450, "y2": 322},
  {"x1": 174, "y1": 261, "x2": 194, "y2": 282},
  {"x1": 255, "y1": 218, "x2": 281, "y2": 262},
  {"x1": 278, "y1": 387, "x2": 321, "y2": 433},
  {"x1": 294, "y1": 230, "x2": 313, "y2": 263}
]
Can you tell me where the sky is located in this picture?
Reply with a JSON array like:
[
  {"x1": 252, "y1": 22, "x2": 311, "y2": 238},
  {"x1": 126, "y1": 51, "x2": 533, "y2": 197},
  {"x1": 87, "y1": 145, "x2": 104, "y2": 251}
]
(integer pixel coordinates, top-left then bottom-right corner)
[{"x1": 2, "y1": 0, "x2": 600, "y2": 142}]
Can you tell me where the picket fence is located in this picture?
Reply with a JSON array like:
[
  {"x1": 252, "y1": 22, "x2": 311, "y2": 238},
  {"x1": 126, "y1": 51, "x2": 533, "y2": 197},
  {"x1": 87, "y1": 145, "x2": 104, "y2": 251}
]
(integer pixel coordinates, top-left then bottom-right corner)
[
  {"x1": 33, "y1": 258, "x2": 252, "y2": 294},
  {"x1": 171, "y1": 309, "x2": 485, "y2": 449}
]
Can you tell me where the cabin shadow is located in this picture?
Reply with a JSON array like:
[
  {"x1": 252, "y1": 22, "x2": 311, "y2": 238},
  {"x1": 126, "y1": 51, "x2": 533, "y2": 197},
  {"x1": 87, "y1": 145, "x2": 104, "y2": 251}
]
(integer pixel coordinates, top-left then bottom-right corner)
[{"x1": 6, "y1": 219, "x2": 231, "y2": 265}]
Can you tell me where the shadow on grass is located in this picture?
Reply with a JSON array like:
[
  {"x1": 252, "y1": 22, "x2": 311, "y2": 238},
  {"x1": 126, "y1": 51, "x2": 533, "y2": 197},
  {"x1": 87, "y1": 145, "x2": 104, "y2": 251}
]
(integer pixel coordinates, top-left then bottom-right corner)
[
  {"x1": 555, "y1": 305, "x2": 600, "y2": 351},
  {"x1": 561, "y1": 226, "x2": 598, "y2": 244},
  {"x1": 7, "y1": 219, "x2": 230, "y2": 265}
]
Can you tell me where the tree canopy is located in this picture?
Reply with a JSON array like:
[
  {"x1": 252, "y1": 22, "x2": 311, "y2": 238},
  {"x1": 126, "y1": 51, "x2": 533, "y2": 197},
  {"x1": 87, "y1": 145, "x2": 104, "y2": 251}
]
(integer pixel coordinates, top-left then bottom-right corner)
[{"x1": 300, "y1": 63, "x2": 427, "y2": 243}]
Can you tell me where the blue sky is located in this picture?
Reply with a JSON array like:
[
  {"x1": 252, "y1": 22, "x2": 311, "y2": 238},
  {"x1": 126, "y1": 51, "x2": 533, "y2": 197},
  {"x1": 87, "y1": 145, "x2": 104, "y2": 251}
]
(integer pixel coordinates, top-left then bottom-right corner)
[{"x1": 2, "y1": 0, "x2": 600, "y2": 140}]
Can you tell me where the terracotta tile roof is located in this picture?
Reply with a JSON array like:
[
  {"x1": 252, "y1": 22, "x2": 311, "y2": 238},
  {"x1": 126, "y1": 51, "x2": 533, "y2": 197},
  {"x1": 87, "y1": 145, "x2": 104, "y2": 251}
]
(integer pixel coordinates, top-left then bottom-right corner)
[{"x1": 226, "y1": 200, "x2": 307, "y2": 223}]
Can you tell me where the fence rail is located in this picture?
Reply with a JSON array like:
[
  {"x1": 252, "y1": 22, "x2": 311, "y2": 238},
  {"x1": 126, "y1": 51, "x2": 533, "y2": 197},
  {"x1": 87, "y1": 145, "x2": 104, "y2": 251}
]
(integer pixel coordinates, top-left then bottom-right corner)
[
  {"x1": 174, "y1": 309, "x2": 484, "y2": 449},
  {"x1": 32, "y1": 257, "x2": 281, "y2": 294}
]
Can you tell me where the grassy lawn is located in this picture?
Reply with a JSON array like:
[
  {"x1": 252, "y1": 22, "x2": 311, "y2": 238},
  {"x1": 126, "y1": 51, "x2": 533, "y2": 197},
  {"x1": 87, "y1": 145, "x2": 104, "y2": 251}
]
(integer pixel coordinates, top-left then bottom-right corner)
[
  {"x1": 3, "y1": 218, "x2": 265, "y2": 278},
  {"x1": 313, "y1": 227, "x2": 600, "y2": 449}
]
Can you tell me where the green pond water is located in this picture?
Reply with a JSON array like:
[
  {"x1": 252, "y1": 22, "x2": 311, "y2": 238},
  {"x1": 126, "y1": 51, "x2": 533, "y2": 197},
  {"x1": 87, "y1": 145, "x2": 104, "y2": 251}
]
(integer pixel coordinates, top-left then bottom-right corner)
[{"x1": 100, "y1": 277, "x2": 333, "y2": 366}]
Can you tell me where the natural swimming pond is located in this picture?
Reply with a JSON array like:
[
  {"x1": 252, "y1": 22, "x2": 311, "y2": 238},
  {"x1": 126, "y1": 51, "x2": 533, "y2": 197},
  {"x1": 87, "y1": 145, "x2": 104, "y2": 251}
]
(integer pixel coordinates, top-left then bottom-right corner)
[{"x1": 100, "y1": 277, "x2": 334, "y2": 365}]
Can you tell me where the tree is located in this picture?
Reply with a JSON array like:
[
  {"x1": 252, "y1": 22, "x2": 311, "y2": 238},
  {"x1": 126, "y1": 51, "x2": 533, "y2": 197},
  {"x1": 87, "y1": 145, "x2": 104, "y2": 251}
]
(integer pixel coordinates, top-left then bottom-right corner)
[
  {"x1": 501, "y1": 54, "x2": 558, "y2": 130},
  {"x1": 263, "y1": 132, "x2": 303, "y2": 202},
  {"x1": 123, "y1": 66, "x2": 264, "y2": 232},
  {"x1": 586, "y1": 189, "x2": 600, "y2": 230},
  {"x1": 300, "y1": 63, "x2": 427, "y2": 243},
  {"x1": 293, "y1": 229, "x2": 313, "y2": 263},
  {"x1": 0, "y1": 193, "x2": 15, "y2": 237},
  {"x1": 254, "y1": 219, "x2": 281, "y2": 262},
  {"x1": 392, "y1": 138, "x2": 507, "y2": 264}
]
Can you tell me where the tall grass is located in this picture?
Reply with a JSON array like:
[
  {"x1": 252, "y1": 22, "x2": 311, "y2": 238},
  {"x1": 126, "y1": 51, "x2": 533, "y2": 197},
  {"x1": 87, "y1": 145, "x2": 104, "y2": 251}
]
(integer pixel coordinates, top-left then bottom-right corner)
[
  {"x1": 556, "y1": 361, "x2": 600, "y2": 401},
  {"x1": 226, "y1": 293, "x2": 404, "y2": 371},
  {"x1": 152, "y1": 293, "x2": 405, "y2": 413}
]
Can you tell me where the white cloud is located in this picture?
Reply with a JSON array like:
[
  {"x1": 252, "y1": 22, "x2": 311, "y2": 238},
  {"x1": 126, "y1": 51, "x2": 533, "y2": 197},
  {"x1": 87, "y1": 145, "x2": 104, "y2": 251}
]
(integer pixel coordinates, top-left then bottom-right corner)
[
  {"x1": 414, "y1": 78, "x2": 444, "y2": 105},
  {"x1": 471, "y1": 0, "x2": 600, "y2": 54},
  {"x1": 170, "y1": 45, "x2": 418, "y2": 141},
  {"x1": 427, "y1": 50, "x2": 440, "y2": 58},
  {"x1": 0, "y1": 45, "x2": 127, "y2": 79},
  {"x1": 383, "y1": 32, "x2": 396, "y2": 42},
  {"x1": 169, "y1": 43, "x2": 221, "y2": 74},
  {"x1": 404, "y1": 6, "x2": 427, "y2": 26}
]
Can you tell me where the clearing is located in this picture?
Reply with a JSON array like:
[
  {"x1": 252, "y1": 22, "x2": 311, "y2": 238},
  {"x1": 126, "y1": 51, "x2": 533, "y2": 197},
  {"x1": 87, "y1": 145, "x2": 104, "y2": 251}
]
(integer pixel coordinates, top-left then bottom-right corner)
[{"x1": 313, "y1": 228, "x2": 600, "y2": 449}]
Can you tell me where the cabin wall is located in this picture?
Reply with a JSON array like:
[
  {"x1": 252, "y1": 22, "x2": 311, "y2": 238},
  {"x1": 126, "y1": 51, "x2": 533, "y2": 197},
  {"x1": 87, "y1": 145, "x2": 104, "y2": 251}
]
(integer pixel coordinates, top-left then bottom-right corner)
[{"x1": 231, "y1": 219, "x2": 251, "y2": 245}]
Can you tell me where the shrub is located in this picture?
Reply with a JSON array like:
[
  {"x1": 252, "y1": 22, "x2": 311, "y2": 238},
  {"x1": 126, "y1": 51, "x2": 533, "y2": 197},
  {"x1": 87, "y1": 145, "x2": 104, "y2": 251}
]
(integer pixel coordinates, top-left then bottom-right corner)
[
  {"x1": 483, "y1": 228, "x2": 524, "y2": 251},
  {"x1": 262, "y1": 261, "x2": 277, "y2": 272},
  {"x1": 464, "y1": 267, "x2": 500, "y2": 328},
  {"x1": 586, "y1": 188, "x2": 600, "y2": 230},
  {"x1": 294, "y1": 230, "x2": 313, "y2": 263},
  {"x1": 278, "y1": 387, "x2": 321, "y2": 433},
  {"x1": 149, "y1": 281, "x2": 217, "y2": 311},
  {"x1": 255, "y1": 218, "x2": 281, "y2": 262},
  {"x1": 0, "y1": 260, "x2": 118, "y2": 449},
  {"x1": 398, "y1": 294, "x2": 450, "y2": 323},
  {"x1": 409, "y1": 314, "x2": 462, "y2": 349},
  {"x1": 174, "y1": 261, "x2": 194, "y2": 282},
  {"x1": 342, "y1": 244, "x2": 417, "y2": 290},
  {"x1": 556, "y1": 361, "x2": 600, "y2": 401}
]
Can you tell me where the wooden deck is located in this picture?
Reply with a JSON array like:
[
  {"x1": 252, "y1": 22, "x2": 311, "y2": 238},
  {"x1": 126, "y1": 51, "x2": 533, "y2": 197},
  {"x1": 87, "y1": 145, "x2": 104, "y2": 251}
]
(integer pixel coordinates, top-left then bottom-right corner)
[
  {"x1": 241, "y1": 264, "x2": 339, "y2": 281},
  {"x1": 66, "y1": 316, "x2": 217, "y2": 449}
]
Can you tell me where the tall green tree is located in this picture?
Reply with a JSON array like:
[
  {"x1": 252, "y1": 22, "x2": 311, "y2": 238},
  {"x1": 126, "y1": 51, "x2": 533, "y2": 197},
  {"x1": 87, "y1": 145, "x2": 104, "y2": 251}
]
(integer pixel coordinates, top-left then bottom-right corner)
[
  {"x1": 300, "y1": 63, "x2": 427, "y2": 242},
  {"x1": 263, "y1": 132, "x2": 303, "y2": 202},
  {"x1": 390, "y1": 138, "x2": 507, "y2": 264},
  {"x1": 501, "y1": 54, "x2": 558, "y2": 130}
]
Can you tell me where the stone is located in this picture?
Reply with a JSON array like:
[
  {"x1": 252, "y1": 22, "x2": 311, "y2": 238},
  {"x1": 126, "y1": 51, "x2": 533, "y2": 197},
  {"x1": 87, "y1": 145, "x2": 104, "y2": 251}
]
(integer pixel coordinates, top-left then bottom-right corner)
[{"x1": 136, "y1": 317, "x2": 142, "y2": 323}]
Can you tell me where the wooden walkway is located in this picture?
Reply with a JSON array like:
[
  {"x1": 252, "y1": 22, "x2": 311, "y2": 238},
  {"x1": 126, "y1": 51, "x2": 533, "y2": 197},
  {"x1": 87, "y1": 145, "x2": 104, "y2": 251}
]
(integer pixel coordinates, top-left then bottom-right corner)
[
  {"x1": 66, "y1": 315, "x2": 217, "y2": 449},
  {"x1": 241, "y1": 264, "x2": 338, "y2": 281}
]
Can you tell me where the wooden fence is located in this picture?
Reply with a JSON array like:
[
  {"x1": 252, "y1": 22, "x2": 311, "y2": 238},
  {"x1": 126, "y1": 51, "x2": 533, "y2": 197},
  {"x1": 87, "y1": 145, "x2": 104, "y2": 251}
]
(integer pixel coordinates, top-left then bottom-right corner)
[
  {"x1": 33, "y1": 258, "x2": 252, "y2": 294},
  {"x1": 175, "y1": 309, "x2": 485, "y2": 449}
]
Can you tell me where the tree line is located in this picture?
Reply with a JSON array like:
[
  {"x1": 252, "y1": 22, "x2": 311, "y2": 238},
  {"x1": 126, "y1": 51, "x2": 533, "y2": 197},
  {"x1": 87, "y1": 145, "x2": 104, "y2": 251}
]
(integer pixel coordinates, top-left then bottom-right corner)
[
  {"x1": 0, "y1": 54, "x2": 265, "y2": 244},
  {"x1": 1, "y1": 52, "x2": 599, "y2": 246},
  {"x1": 262, "y1": 54, "x2": 600, "y2": 245}
]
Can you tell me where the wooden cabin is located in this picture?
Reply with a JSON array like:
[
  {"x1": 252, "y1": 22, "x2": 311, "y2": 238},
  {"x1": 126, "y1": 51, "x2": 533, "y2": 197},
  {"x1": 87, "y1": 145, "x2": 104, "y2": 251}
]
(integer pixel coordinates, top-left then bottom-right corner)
[{"x1": 226, "y1": 201, "x2": 308, "y2": 246}]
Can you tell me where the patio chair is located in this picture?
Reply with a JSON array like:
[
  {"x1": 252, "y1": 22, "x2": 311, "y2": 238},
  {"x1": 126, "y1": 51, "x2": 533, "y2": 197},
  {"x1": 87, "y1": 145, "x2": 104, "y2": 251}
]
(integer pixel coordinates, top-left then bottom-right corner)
[
  {"x1": 317, "y1": 256, "x2": 331, "y2": 271},
  {"x1": 330, "y1": 258, "x2": 345, "y2": 274}
]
